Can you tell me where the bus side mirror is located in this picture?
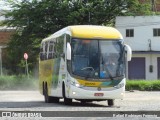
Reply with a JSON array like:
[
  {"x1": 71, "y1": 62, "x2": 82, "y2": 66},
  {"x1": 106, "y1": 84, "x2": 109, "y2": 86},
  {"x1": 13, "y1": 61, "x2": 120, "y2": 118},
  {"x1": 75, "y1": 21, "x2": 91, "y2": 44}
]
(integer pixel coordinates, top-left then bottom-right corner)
[
  {"x1": 67, "y1": 42, "x2": 71, "y2": 60},
  {"x1": 125, "y1": 44, "x2": 132, "y2": 61}
]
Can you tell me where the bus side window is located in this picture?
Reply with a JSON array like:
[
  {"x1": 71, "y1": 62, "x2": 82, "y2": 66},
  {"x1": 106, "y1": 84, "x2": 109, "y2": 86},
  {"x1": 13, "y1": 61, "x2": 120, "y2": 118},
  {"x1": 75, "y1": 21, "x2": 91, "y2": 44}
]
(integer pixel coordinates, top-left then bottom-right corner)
[
  {"x1": 52, "y1": 41, "x2": 55, "y2": 58},
  {"x1": 45, "y1": 42, "x2": 48, "y2": 60},
  {"x1": 56, "y1": 38, "x2": 59, "y2": 57},
  {"x1": 57, "y1": 36, "x2": 64, "y2": 57},
  {"x1": 40, "y1": 44, "x2": 43, "y2": 60},
  {"x1": 40, "y1": 43, "x2": 45, "y2": 61},
  {"x1": 54, "y1": 39, "x2": 58, "y2": 58},
  {"x1": 48, "y1": 41, "x2": 54, "y2": 59}
]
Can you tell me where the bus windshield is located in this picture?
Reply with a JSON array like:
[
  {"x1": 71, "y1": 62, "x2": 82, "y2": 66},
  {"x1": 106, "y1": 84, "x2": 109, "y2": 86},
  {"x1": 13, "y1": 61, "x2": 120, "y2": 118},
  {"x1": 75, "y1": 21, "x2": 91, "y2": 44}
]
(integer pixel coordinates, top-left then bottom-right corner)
[{"x1": 71, "y1": 38, "x2": 125, "y2": 80}]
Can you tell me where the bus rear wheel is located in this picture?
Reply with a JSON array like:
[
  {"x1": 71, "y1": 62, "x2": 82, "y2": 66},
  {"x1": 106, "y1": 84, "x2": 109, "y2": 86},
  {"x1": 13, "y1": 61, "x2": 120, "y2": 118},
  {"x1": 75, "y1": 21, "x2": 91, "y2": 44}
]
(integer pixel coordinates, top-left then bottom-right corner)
[
  {"x1": 107, "y1": 99, "x2": 114, "y2": 106},
  {"x1": 80, "y1": 100, "x2": 86, "y2": 104},
  {"x1": 44, "y1": 84, "x2": 59, "y2": 103},
  {"x1": 51, "y1": 97, "x2": 59, "y2": 103},
  {"x1": 44, "y1": 84, "x2": 50, "y2": 103},
  {"x1": 62, "y1": 83, "x2": 72, "y2": 105}
]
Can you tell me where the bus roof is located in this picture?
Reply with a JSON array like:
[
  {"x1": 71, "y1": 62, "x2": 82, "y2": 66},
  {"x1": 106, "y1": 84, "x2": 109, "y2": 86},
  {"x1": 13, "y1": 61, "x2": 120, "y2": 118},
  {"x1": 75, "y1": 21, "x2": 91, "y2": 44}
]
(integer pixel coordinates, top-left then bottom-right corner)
[
  {"x1": 42, "y1": 25, "x2": 123, "y2": 43},
  {"x1": 69, "y1": 25, "x2": 123, "y2": 39}
]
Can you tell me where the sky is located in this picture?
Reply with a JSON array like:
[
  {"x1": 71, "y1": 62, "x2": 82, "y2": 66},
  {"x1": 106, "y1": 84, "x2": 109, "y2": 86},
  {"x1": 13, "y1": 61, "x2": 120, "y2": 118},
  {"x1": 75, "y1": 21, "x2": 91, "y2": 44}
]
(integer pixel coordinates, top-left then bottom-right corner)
[
  {"x1": 0, "y1": 1, "x2": 9, "y2": 20},
  {"x1": 0, "y1": 0, "x2": 39, "y2": 10},
  {"x1": 0, "y1": 1, "x2": 11, "y2": 10}
]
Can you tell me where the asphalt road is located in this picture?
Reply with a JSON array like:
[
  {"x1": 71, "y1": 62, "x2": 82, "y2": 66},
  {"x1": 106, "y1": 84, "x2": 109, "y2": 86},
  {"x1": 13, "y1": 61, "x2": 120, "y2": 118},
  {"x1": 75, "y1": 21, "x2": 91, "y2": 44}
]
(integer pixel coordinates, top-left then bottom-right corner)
[{"x1": 0, "y1": 90, "x2": 159, "y2": 120}]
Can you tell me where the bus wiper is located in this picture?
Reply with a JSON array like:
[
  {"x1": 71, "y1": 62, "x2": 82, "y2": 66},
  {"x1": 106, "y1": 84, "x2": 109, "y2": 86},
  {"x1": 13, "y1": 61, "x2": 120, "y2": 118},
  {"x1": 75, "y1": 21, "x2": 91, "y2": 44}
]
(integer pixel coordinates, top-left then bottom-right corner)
[
  {"x1": 81, "y1": 67, "x2": 95, "y2": 79},
  {"x1": 105, "y1": 66, "x2": 114, "y2": 81},
  {"x1": 81, "y1": 67, "x2": 94, "y2": 71},
  {"x1": 101, "y1": 56, "x2": 114, "y2": 81}
]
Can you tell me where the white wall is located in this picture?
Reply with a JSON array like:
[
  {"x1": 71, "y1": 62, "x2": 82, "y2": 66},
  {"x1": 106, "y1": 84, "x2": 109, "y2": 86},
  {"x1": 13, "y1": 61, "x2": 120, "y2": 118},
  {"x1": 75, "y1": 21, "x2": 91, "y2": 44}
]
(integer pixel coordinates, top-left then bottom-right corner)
[
  {"x1": 126, "y1": 54, "x2": 160, "y2": 80},
  {"x1": 116, "y1": 16, "x2": 160, "y2": 51},
  {"x1": 116, "y1": 16, "x2": 160, "y2": 80}
]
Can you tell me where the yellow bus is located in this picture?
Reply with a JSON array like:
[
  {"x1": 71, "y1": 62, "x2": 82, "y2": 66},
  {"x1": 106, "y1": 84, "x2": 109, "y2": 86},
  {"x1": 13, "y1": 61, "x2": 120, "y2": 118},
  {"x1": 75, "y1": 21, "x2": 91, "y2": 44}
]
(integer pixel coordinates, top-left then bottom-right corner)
[{"x1": 39, "y1": 25, "x2": 132, "y2": 106}]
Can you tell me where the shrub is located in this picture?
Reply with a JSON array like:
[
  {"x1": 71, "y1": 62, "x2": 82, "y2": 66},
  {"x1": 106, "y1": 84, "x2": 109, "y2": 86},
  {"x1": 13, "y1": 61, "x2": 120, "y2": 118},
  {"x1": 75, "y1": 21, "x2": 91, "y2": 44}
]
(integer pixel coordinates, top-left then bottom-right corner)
[
  {"x1": 126, "y1": 80, "x2": 160, "y2": 91},
  {"x1": 0, "y1": 75, "x2": 38, "y2": 90}
]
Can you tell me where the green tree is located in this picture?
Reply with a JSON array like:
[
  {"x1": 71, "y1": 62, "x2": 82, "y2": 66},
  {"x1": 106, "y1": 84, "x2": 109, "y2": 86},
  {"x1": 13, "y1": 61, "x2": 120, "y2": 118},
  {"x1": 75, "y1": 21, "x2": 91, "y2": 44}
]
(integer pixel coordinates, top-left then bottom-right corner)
[
  {"x1": 125, "y1": 0, "x2": 152, "y2": 16},
  {"x1": 1, "y1": 0, "x2": 152, "y2": 74}
]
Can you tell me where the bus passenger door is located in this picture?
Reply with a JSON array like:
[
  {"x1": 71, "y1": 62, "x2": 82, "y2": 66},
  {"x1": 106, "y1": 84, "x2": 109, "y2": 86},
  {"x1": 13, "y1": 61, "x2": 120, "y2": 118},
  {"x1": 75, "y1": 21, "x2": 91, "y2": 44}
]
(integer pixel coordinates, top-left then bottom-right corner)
[{"x1": 55, "y1": 35, "x2": 67, "y2": 97}]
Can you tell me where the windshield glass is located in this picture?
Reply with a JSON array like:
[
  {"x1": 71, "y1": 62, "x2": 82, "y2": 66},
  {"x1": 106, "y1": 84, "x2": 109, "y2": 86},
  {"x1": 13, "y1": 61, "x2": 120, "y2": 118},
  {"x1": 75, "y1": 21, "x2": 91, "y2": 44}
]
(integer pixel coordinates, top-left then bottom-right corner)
[{"x1": 71, "y1": 39, "x2": 125, "y2": 80}]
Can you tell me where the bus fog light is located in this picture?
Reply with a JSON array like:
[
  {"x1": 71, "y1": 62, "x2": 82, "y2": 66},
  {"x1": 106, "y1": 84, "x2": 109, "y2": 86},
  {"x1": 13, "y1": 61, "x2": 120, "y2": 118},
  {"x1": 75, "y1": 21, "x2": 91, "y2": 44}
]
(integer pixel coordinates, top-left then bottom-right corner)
[{"x1": 72, "y1": 92, "x2": 76, "y2": 95}]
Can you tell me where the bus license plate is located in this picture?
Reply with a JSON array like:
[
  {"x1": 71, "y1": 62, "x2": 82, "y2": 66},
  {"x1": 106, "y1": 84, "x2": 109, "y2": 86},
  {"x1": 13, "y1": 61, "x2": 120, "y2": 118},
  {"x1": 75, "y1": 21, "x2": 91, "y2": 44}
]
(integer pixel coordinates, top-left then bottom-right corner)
[{"x1": 94, "y1": 93, "x2": 104, "y2": 96}]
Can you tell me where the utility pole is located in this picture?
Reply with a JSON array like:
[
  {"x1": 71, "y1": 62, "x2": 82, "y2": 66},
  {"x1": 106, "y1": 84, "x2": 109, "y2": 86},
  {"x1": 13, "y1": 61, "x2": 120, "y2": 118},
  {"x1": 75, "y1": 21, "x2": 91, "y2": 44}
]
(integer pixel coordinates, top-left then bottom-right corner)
[
  {"x1": 24, "y1": 53, "x2": 29, "y2": 79},
  {"x1": 0, "y1": 47, "x2": 2, "y2": 76},
  {"x1": 0, "y1": 46, "x2": 6, "y2": 76},
  {"x1": 86, "y1": 0, "x2": 90, "y2": 24},
  {"x1": 151, "y1": 0, "x2": 157, "y2": 12}
]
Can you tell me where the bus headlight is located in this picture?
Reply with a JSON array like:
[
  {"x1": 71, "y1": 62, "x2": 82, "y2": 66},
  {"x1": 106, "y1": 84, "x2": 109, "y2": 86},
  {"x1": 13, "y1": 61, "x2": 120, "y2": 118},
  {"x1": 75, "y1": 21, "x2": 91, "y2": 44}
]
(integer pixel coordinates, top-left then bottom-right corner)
[
  {"x1": 70, "y1": 80, "x2": 83, "y2": 88},
  {"x1": 72, "y1": 92, "x2": 76, "y2": 95},
  {"x1": 75, "y1": 83, "x2": 80, "y2": 87}
]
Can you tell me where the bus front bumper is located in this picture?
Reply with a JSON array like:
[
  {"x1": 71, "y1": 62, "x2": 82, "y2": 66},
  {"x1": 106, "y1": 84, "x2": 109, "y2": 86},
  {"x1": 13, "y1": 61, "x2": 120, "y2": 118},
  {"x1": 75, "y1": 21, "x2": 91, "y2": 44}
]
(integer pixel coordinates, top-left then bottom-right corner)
[{"x1": 68, "y1": 85, "x2": 125, "y2": 100}]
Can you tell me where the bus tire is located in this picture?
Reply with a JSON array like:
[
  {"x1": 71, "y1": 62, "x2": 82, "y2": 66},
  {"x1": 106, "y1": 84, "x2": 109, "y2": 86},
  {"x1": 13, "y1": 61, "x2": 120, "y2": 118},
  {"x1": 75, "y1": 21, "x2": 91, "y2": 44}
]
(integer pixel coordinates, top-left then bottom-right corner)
[
  {"x1": 42, "y1": 82, "x2": 45, "y2": 95},
  {"x1": 80, "y1": 100, "x2": 87, "y2": 104},
  {"x1": 44, "y1": 83, "x2": 52, "y2": 103},
  {"x1": 107, "y1": 99, "x2": 114, "y2": 106},
  {"x1": 50, "y1": 97, "x2": 59, "y2": 103},
  {"x1": 62, "y1": 83, "x2": 72, "y2": 105}
]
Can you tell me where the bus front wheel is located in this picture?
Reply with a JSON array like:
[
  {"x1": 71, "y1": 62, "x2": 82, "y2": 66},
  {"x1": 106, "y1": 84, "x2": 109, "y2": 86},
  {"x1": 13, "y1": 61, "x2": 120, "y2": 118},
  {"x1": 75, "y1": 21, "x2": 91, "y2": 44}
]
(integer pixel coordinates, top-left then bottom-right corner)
[
  {"x1": 107, "y1": 99, "x2": 114, "y2": 106},
  {"x1": 62, "y1": 83, "x2": 72, "y2": 105}
]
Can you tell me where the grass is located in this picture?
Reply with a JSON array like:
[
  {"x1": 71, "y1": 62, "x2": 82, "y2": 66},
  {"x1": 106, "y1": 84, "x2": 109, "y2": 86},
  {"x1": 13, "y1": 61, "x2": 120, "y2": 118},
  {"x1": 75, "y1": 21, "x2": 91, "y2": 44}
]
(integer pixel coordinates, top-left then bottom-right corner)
[
  {"x1": 0, "y1": 75, "x2": 38, "y2": 90},
  {"x1": 126, "y1": 80, "x2": 160, "y2": 91}
]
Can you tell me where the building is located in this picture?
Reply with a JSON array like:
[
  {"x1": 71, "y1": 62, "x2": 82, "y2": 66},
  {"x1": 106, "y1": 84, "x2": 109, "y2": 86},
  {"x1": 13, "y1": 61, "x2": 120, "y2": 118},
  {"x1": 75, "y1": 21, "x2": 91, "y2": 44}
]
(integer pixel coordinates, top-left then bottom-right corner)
[
  {"x1": 0, "y1": 10, "x2": 15, "y2": 75},
  {"x1": 0, "y1": 11, "x2": 13, "y2": 47},
  {"x1": 139, "y1": 0, "x2": 160, "y2": 12},
  {"x1": 0, "y1": 26, "x2": 14, "y2": 45},
  {"x1": 0, "y1": 26, "x2": 15, "y2": 75},
  {"x1": 116, "y1": 16, "x2": 160, "y2": 80}
]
